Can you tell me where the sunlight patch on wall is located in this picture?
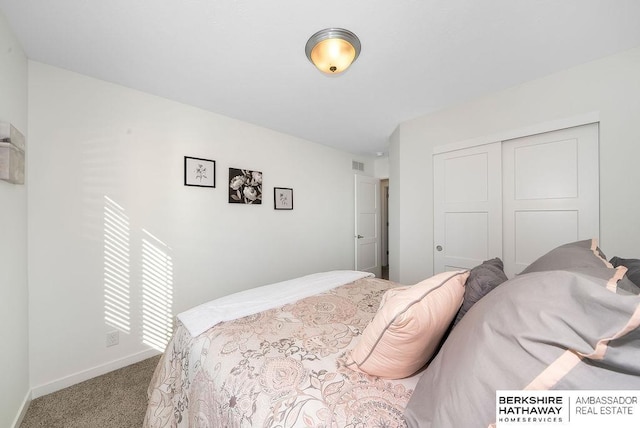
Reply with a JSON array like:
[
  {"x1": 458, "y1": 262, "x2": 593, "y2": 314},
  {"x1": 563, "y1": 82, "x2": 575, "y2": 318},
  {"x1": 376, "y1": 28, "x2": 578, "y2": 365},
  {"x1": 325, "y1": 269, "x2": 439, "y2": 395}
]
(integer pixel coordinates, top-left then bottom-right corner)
[
  {"x1": 141, "y1": 229, "x2": 174, "y2": 352},
  {"x1": 103, "y1": 196, "x2": 130, "y2": 332}
]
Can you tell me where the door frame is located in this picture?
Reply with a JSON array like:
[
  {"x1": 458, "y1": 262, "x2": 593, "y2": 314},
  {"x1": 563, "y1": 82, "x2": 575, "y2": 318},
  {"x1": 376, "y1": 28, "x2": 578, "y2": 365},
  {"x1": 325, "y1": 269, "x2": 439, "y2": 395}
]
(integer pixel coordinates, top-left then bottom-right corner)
[
  {"x1": 433, "y1": 112, "x2": 600, "y2": 155},
  {"x1": 433, "y1": 117, "x2": 600, "y2": 277},
  {"x1": 381, "y1": 179, "x2": 389, "y2": 267}
]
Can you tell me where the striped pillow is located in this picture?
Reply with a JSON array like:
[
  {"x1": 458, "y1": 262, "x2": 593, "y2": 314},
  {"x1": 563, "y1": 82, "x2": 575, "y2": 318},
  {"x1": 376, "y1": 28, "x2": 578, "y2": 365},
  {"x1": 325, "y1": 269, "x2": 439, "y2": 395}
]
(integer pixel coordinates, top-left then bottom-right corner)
[{"x1": 404, "y1": 267, "x2": 640, "y2": 428}]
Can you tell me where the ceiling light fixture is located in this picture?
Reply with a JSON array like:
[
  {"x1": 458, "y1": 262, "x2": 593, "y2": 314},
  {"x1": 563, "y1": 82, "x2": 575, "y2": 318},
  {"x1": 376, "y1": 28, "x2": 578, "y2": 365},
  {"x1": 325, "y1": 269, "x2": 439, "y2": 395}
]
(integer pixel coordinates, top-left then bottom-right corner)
[{"x1": 305, "y1": 28, "x2": 361, "y2": 75}]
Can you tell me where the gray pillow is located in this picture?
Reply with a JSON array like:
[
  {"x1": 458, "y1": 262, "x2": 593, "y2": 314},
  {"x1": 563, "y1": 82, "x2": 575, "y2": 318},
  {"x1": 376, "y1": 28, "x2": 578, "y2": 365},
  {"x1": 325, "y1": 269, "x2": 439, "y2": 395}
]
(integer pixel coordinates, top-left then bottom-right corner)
[
  {"x1": 610, "y1": 256, "x2": 640, "y2": 290},
  {"x1": 404, "y1": 268, "x2": 640, "y2": 428},
  {"x1": 617, "y1": 276, "x2": 640, "y2": 295},
  {"x1": 452, "y1": 258, "x2": 507, "y2": 326},
  {"x1": 520, "y1": 238, "x2": 609, "y2": 275}
]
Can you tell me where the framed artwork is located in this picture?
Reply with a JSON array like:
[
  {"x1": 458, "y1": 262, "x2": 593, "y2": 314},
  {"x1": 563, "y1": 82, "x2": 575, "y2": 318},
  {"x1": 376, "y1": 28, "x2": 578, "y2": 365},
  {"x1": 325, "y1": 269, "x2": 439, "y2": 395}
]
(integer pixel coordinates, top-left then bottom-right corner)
[
  {"x1": 274, "y1": 187, "x2": 293, "y2": 210},
  {"x1": 184, "y1": 156, "x2": 215, "y2": 187},
  {"x1": 229, "y1": 168, "x2": 262, "y2": 204}
]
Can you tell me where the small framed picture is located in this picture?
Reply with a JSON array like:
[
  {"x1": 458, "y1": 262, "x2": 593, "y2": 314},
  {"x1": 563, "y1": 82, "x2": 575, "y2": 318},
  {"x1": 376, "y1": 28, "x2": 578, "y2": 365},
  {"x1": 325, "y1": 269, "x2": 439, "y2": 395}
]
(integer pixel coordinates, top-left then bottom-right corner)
[
  {"x1": 274, "y1": 187, "x2": 293, "y2": 210},
  {"x1": 229, "y1": 168, "x2": 263, "y2": 204},
  {"x1": 184, "y1": 156, "x2": 215, "y2": 188}
]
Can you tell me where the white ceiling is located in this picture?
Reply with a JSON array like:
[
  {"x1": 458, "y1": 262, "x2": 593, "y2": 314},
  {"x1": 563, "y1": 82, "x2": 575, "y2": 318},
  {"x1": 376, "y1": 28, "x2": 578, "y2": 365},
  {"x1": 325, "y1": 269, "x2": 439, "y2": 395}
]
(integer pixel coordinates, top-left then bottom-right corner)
[{"x1": 2, "y1": 0, "x2": 640, "y2": 155}]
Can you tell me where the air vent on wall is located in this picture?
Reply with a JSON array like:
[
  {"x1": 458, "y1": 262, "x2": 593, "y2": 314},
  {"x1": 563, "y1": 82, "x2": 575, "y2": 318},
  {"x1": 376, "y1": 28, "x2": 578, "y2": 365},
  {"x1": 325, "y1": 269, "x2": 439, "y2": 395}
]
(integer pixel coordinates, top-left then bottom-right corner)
[{"x1": 352, "y1": 160, "x2": 364, "y2": 171}]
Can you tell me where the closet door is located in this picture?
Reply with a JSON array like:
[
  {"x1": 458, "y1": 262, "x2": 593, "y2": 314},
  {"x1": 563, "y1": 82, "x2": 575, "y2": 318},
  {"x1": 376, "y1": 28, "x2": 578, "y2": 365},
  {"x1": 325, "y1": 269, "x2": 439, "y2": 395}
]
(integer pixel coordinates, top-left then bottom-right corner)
[
  {"x1": 433, "y1": 143, "x2": 502, "y2": 273},
  {"x1": 502, "y1": 123, "x2": 599, "y2": 277}
]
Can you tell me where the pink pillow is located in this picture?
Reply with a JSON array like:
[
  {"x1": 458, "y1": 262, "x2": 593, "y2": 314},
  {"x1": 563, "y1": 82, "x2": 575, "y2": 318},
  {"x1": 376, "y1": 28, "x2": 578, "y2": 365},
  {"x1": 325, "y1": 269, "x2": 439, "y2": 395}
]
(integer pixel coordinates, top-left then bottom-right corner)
[{"x1": 346, "y1": 270, "x2": 469, "y2": 379}]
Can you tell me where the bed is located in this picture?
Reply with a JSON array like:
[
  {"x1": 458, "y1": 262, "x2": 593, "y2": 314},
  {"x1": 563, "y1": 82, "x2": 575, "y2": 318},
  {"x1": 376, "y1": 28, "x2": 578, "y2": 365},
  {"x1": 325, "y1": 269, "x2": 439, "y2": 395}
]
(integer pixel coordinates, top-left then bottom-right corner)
[{"x1": 143, "y1": 240, "x2": 640, "y2": 427}]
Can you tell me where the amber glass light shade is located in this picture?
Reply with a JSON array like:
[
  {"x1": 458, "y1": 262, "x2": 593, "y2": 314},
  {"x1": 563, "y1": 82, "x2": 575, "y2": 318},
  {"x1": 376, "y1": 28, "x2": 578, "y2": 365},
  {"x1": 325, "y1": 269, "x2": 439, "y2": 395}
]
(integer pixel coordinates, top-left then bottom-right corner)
[{"x1": 305, "y1": 28, "x2": 361, "y2": 75}]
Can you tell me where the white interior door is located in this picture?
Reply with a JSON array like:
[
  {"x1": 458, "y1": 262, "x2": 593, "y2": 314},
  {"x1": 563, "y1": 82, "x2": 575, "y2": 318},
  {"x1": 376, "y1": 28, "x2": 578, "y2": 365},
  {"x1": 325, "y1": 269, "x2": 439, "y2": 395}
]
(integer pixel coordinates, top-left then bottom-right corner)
[
  {"x1": 502, "y1": 123, "x2": 599, "y2": 277},
  {"x1": 355, "y1": 175, "x2": 381, "y2": 277},
  {"x1": 433, "y1": 143, "x2": 502, "y2": 273}
]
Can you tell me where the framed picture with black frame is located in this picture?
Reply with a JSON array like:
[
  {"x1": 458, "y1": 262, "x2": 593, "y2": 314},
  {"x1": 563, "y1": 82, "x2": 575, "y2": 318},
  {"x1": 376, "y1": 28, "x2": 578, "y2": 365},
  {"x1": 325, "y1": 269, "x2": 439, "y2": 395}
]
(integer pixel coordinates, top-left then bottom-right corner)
[
  {"x1": 229, "y1": 168, "x2": 263, "y2": 204},
  {"x1": 184, "y1": 156, "x2": 215, "y2": 188},
  {"x1": 274, "y1": 187, "x2": 293, "y2": 210}
]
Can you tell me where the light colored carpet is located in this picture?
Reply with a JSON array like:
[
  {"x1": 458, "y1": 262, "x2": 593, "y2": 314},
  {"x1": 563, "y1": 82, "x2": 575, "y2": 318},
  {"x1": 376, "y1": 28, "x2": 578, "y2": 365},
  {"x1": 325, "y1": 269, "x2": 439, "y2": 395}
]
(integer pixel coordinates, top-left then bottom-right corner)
[{"x1": 20, "y1": 355, "x2": 161, "y2": 428}]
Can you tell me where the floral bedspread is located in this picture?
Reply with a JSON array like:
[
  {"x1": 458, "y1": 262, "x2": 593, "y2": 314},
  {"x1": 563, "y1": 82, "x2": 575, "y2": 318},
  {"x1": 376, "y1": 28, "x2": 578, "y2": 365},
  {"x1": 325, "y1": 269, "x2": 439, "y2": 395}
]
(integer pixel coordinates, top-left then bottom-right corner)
[{"x1": 143, "y1": 276, "x2": 420, "y2": 427}]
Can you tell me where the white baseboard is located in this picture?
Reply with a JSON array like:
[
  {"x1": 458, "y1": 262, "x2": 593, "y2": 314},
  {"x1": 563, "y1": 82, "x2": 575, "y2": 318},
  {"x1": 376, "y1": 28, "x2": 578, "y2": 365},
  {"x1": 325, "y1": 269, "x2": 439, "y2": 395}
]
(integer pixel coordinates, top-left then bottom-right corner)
[
  {"x1": 31, "y1": 348, "x2": 161, "y2": 399},
  {"x1": 11, "y1": 389, "x2": 31, "y2": 428}
]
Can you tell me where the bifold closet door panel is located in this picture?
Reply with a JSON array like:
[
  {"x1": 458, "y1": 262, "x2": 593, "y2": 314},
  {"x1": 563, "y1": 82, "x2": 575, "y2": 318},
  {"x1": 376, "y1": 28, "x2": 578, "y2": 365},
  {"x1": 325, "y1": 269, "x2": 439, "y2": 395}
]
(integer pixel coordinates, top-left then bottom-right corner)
[
  {"x1": 433, "y1": 142, "x2": 502, "y2": 274},
  {"x1": 502, "y1": 123, "x2": 599, "y2": 277}
]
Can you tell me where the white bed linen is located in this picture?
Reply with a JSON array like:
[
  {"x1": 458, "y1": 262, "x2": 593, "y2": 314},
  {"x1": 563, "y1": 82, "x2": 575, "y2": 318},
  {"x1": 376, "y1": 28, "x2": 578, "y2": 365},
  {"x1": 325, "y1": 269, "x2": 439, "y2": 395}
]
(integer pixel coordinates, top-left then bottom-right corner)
[{"x1": 177, "y1": 270, "x2": 374, "y2": 336}]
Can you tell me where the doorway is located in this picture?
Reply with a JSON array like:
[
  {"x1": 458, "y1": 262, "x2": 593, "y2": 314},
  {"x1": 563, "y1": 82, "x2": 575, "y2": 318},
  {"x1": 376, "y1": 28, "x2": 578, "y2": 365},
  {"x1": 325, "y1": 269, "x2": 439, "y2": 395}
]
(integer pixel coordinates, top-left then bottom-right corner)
[
  {"x1": 381, "y1": 179, "x2": 389, "y2": 279},
  {"x1": 353, "y1": 175, "x2": 389, "y2": 280}
]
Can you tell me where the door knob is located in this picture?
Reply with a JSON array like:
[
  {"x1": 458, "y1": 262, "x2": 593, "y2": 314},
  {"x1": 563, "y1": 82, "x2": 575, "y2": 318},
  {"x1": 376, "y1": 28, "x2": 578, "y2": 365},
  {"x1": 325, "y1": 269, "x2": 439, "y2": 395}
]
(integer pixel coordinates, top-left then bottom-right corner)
[
  {"x1": 356, "y1": 235, "x2": 364, "y2": 239},
  {"x1": 436, "y1": 245, "x2": 443, "y2": 251}
]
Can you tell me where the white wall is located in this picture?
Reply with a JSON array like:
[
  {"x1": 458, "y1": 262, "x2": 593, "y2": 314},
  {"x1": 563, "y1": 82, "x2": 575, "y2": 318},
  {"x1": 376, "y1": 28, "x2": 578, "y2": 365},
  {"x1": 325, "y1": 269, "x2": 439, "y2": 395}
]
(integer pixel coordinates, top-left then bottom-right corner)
[
  {"x1": 390, "y1": 46, "x2": 640, "y2": 284},
  {"x1": 0, "y1": 11, "x2": 29, "y2": 427},
  {"x1": 374, "y1": 156, "x2": 389, "y2": 178},
  {"x1": 27, "y1": 61, "x2": 372, "y2": 394}
]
